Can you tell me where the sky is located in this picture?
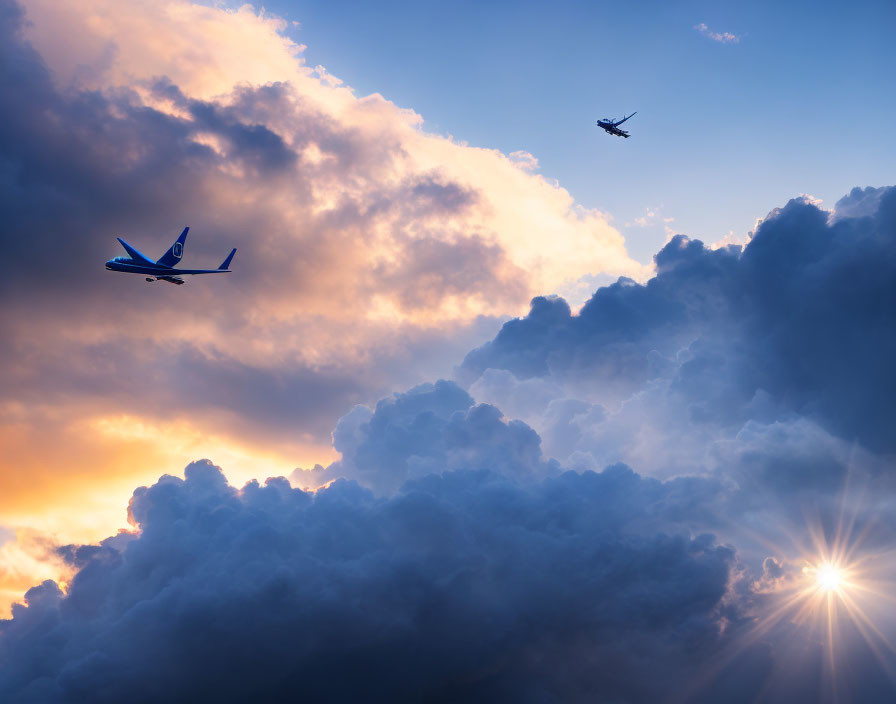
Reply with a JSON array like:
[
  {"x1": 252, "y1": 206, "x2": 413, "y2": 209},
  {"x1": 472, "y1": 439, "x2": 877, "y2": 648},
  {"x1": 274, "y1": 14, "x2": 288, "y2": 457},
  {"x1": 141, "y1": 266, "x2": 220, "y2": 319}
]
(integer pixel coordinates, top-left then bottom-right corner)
[
  {"x1": 262, "y1": 0, "x2": 896, "y2": 260},
  {"x1": 1, "y1": 0, "x2": 895, "y2": 701}
]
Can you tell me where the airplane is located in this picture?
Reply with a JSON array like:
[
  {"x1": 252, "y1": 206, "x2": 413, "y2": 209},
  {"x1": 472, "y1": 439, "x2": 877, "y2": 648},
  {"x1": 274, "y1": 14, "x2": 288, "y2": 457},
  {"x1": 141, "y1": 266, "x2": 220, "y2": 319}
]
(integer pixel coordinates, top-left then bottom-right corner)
[
  {"x1": 596, "y1": 112, "x2": 637, "y2": 138},
  {"x1": 105, "y1": 227, "x2": 236, "y2": 285}
]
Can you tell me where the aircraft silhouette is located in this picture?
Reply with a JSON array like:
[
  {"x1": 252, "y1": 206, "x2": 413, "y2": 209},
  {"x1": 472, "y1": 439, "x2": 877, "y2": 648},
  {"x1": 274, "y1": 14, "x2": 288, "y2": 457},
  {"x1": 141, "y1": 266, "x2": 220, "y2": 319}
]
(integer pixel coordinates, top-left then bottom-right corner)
[
  {"x1": 596, "y1": 112, "x2": 637, "y2": 138},
  {"x1": 105, "y1": 227, "x2": 236, "y2": 285}
]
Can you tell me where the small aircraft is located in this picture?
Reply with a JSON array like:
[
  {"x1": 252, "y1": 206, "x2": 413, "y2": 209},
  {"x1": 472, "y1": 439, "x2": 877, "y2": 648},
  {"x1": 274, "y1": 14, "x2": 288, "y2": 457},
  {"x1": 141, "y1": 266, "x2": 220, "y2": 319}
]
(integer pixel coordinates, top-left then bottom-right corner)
[
  {"x1": 105, "y1": 227, "x2": 236, "y2": 285},
  {"x1": 596, "y1": 112, "x2": 637, "y2": 138}
]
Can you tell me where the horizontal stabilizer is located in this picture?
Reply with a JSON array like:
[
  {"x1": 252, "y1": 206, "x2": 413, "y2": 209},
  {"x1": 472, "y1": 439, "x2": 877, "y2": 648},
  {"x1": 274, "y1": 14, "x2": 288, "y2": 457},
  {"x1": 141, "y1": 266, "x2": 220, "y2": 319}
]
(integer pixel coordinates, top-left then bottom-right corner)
[{"x1": 219, "y1": 248, "x2": 237, "y2": 270}]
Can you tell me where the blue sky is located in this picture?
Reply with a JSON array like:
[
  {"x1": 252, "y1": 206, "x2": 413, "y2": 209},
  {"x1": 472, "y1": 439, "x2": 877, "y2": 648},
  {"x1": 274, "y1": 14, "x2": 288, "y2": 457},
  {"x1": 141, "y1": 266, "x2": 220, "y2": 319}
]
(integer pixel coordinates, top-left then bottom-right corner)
[{"x1": 267, "y1": 0, "x2": 896, "y2": 260}]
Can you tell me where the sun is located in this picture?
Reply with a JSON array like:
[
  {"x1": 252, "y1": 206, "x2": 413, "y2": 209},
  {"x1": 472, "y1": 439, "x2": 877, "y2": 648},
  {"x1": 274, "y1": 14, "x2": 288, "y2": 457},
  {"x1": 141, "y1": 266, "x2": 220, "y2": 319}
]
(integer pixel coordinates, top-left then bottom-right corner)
[
  {"x1": 802, "y1": 560, "x2": 850, "y2": 597},
  {"x1": 814, "y1": 562, "x2": 844, "y2": 593}
]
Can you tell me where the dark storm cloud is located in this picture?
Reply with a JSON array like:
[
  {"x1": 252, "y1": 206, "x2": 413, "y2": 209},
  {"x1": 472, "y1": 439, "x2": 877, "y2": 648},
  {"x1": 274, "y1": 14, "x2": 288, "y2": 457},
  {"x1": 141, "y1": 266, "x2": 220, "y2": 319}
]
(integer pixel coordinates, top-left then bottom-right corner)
[
  {"x1": 0, "y1": 460, "x2": 747, "y2": 704},
  {"x1": 462, "y1": 189, "x2": 896, "y2": 453}
]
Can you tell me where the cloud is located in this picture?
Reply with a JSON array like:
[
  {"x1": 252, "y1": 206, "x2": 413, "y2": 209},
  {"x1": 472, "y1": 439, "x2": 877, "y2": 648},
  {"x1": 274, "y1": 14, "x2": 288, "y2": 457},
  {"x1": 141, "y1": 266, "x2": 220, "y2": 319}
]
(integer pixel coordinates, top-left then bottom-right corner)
[
  {"x1": 694, "y1": 22, "x2": 741, "y2": 44},
  {"x1": 0, "y1": 0, "x2": 645, "y2": 592},
  {"x1": 508, "y1": 150, "x2": 539, "y2": 171},
  {"x1": 12, "y1": 0, "x2": 643, "y2": 308},
  {"x1": 462, "y1": 189, "x2": 896, "y2": 456},
  {"x1": 293, "y1": 379, "x2": 559, "y2": 494},
  {"x1": 626, "y1": 207, "x2": 658, "y2": 228},
  {"x1": 4, "y1": 415, "x2": 893, "y2": 701},
  {"x1": 0, "y1": 460, "x2": 750, "y2": 703},
  {"x1": 831, "y1": 185, "x2": 889, "y2": 221},
  {"x1": 0, "y1": 0, "x2": 641, "y2": 414},
  {"x1": 457, "y1": 188, "x2": 896, "y2": 614},
  {"x1": 2, "y1": 140, "x2": 895, "y2": 700}
]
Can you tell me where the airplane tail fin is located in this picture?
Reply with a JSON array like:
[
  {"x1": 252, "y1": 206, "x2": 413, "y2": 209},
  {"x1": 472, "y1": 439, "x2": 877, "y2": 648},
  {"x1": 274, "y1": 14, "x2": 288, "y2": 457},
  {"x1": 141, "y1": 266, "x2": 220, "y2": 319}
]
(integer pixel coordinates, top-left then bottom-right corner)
[
  {"x1": 219, "y1": 248, "x2": 237, "y2": 271},
  {"x1": 156, "y1": 227, "x2": 189, "y2": 268}
]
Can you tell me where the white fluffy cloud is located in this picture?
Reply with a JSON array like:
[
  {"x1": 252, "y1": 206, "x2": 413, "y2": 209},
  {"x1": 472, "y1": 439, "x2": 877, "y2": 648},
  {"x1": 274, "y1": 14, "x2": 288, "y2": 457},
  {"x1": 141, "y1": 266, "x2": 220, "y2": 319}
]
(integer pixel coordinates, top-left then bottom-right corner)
[{"x1": 21, "y1": 0, "x2": 645, "y2": 305}]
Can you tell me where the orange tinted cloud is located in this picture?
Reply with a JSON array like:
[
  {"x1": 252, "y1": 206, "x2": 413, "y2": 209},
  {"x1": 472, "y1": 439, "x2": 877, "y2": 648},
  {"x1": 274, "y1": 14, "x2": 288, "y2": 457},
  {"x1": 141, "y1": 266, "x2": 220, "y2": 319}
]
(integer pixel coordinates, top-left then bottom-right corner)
[
  {"x1": 21, "y1": 0, "x2": 644, "y2": 305},
  {"x1": 2, "y1": 0, "x2": 643, "y2": 613},
  {"x1": 0, "y1": 405, "x2": 336, "y2": 616}
]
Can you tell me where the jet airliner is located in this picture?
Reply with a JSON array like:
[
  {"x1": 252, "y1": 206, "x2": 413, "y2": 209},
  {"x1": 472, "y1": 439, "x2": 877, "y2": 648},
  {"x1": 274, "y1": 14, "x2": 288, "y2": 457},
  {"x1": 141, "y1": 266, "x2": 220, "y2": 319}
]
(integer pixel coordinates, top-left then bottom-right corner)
[
  {"x1": 596, "y1": 112, "x2": 637, "y2": 138},
  {"x1": 105, "y1": 227, "x2": 236, "y2": 285}
]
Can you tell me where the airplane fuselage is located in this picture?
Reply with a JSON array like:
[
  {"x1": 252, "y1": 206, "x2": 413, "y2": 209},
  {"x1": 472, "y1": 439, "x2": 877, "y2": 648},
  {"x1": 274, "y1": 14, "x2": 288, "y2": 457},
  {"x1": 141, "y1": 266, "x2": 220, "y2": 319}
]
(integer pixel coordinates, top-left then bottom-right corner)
[
  {"x1": 106, "y1": 258, "x2": 170, "y2": 275},
  {"x1": 596, "y1": 121, "x2": 629, "y2": 138},
  {"x1": 104, "y1": 258, "x2": 229, "y2": 276}
]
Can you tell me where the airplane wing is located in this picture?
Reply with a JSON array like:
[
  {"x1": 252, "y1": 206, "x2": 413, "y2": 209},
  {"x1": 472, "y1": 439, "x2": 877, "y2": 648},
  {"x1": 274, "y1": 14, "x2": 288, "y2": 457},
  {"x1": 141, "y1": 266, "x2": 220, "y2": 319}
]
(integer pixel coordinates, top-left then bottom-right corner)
[
  {"x1": 117, "y1": 237, "x2": 156, "y2": 265},
  {"x1": 615, "y1": 111, "x2": 637, "y2": 126},
  {"x1": 170, "y1": 247, "x2": 236, "y2": 275},
  {"x1": 603, "y1": 125, "x2": 629, "y2": 137},
  {"x1": 167, "y1": 269, "x2": 232, "y2": 275}
]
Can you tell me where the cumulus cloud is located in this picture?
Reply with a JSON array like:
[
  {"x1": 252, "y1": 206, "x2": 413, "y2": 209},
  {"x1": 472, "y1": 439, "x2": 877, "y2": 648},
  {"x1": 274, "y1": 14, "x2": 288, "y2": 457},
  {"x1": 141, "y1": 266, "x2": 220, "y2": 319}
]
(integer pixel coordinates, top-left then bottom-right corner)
[
  {"x1": 456, "y1": 189, "x2": 896, "y2": 619},
  {"x1": 4, "y1": 182, "x2": 896, "y2": 698},
  {"x1": 831, "y1": 185, "x2": 889, "y2": 221},
  {"x1": 13, "y1": 0, "x2": 642, "y2": 311},
  {"x1": 0, "y1": 0, "x2": 644, "y2": 574},
  {"x1": 292, "y1": 379, "x2": 559, "y2": 493},
  {"x1": 0, "y1": 0, "x2": 639, "y2": 399},
  {"x1": 4, "y1": 429, "x2": 893, "y2": 701},
  {"x1": 0, "y1": 460, "x2": 749, "y2": 703},
  {"x1": 462, "y1": 189, "x2": 896, "y2": 459}
]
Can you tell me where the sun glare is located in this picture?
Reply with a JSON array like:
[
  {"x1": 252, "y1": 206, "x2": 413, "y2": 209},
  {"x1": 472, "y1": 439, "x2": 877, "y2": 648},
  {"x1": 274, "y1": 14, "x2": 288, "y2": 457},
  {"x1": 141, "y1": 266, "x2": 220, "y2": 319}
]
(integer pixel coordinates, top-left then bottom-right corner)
[
  {"x1": 815, "y1": 562, "x2": 843, "y2": 593},
  {"x1": 800, "y1": 558, "x2": 855, "y2": 602},
  {"x1": 724, "y1": 483, "x2": 896, "y2": 695}
]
